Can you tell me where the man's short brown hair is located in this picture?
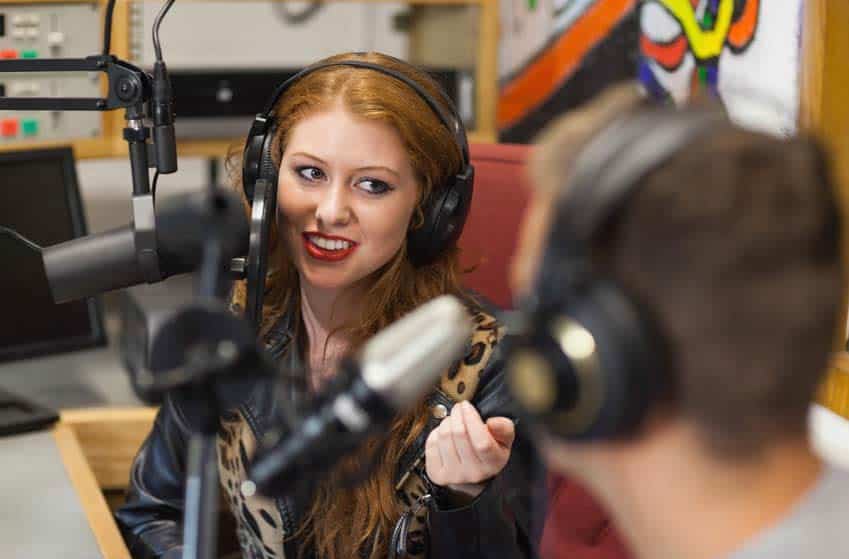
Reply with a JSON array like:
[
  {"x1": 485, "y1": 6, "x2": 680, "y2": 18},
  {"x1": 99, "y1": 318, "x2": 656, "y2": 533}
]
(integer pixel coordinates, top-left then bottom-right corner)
[{"x1": 533, "y1": 83, "x2": 845, "y2": 458}]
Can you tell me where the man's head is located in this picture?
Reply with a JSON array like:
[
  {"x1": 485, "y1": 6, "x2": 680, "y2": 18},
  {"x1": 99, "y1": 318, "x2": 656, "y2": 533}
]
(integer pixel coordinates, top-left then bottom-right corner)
[{"x1": 510, "y1": 83, "x2": 844, "y2": 474}]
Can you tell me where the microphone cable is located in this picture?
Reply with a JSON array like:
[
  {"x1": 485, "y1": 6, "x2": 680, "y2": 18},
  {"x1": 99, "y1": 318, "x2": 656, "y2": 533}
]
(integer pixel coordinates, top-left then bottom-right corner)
[
  {"x1": 102, "y1": 0, "x2": 117, "y2": 55},
  {"x1": 0, "y1": 225, "x2": 42, "y2": 253},
  {"x1": 152, "y1": 0, "x2": 177, "y2": 62},
  {"x1": 151, "y1": 0, "x2": 179, "y2": 175}
]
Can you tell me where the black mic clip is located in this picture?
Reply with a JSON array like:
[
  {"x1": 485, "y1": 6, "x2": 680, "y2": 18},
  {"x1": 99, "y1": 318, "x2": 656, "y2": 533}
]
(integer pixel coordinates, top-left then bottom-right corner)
[
  {"x1": 123, "y1": 297, "x2": 276, "y2": 405},
  {"x1": 133, "y1": 193, "x2": 162, "y2": 284}
]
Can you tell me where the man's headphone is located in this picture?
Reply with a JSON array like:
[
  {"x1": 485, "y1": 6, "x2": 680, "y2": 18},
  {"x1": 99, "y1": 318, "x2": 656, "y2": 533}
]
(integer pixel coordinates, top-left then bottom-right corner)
[
  {"x1": 505, "y1": 104, "x2": 725, "y2": 442},
  {"x1": 237, "y1": 56, "x2": 475, "y2": 328}
]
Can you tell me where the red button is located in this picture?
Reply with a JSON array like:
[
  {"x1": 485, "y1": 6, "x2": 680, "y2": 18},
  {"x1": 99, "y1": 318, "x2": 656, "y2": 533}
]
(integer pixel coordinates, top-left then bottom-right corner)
[
  {"x1": 1, "y1": 119, "x2": 19, "y2": 137},
  {"x1": 0, "y1": 50, "x2": 18, "y2": 59}
]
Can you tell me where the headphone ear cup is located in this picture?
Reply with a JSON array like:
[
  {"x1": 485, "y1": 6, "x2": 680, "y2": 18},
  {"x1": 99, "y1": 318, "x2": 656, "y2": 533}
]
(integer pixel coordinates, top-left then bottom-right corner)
[
  {"x1": 509, "y1": 281, "x2": 663, "y2": 442},
  {"x1": 243, "y1": 119, "x2": 280, "y2": 205},
  {"x1": 258, "y1": 123, "x2": 279, "y2": 185},
  {"x1": 245, "y1": 179, "x2": 277, "y2": 330},
  {"x1": 571, "y1": 282, "x2": 662, "y2": 440},
  {"x1": 408, "y1": 167, "x2": 474, "y2": 265}
]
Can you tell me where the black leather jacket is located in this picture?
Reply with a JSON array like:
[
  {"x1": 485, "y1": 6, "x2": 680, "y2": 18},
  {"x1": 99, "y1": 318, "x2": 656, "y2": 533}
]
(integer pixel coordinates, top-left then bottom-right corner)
[{"x1": 115, "y1": 298, "x2": 537, "y2": 559}]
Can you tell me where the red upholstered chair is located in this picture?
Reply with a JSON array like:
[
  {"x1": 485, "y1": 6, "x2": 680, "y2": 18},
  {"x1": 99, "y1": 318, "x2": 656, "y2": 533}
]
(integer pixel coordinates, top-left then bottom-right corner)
[
  {"x1": 458, "y1": 143, "x2": 532, "y2": 308},
  {"x1": 539, "y1": 476, "x2": 632, "y2": 559},
  {"x1": 458, "y1": 143, "x2": 631, "y2": 559}
]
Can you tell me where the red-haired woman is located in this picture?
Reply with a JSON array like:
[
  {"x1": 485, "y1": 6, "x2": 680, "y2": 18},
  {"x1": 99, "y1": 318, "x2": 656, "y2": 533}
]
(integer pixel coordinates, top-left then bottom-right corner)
[{"x1": 116, "y1": 52, "x2": 534, "y2": 559}]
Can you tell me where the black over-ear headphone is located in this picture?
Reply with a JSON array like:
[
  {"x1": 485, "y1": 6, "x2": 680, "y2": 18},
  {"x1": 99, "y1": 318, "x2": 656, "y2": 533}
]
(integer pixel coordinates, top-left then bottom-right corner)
[
  {"x1": 505, "y1": 104, "x2": 725, "y2": 442},
  {"x1": 237, "y1": 56, "x2": 475, "y2": 328}
]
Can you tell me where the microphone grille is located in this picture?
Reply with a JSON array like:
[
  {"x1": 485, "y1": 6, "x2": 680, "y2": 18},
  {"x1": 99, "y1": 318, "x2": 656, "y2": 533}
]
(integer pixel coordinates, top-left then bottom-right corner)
[{"x1": 360, "y1": 295, "x2": 472, "y2": 409}]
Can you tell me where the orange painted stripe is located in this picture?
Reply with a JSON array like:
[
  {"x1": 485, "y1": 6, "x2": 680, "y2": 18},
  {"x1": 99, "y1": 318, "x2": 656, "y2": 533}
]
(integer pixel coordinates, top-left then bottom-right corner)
[
  {"x1": 498, "y1": 0, "x2": 636, "y2": 129},
  {"x1": 727, "y1": 0, "x2": 759, "y2": 49},
  {"x1": 641, "y1": 34, "x2": 689, "y2": 70}
]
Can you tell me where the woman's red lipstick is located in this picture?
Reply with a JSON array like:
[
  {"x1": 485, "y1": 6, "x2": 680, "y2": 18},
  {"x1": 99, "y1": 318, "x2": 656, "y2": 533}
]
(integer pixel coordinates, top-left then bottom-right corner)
[{"x1": 302, "y1": 232, "x2": 358, "y2": 262}]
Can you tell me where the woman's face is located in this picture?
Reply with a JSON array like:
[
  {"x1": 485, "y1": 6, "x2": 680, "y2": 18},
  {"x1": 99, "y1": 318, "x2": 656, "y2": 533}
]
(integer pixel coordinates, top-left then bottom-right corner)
[{"x1": 277, "y1": 103, "x2": 419, "y2": 293}]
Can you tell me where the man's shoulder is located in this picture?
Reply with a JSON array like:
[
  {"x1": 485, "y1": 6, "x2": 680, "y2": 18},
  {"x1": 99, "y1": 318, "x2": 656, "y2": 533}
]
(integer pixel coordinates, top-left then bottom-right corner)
[{"x1": 728, "y1": 465, "x2": 849, "y2": 559}]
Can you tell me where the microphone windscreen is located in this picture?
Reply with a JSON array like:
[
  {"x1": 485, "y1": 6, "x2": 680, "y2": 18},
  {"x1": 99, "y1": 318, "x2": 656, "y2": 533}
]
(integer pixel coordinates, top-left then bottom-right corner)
[{"x1": 360, "y1": 295, "x2": 472, "y2": 409}]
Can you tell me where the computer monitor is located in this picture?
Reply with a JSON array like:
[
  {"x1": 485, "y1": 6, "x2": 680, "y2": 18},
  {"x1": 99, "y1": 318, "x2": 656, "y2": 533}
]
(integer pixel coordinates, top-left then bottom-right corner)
[{"x1": 0, "y1": 146, "x2": 107, "y2": 363}]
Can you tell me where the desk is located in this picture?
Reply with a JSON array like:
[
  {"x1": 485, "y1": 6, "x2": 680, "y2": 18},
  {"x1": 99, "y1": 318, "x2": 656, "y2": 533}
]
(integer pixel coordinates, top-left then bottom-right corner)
[
  {"x1": 0, "y1": 398, "x2": 846, "y2": 559},
  {"x1": 0, "y1": 425, "x2": 129, "y2": 559}
]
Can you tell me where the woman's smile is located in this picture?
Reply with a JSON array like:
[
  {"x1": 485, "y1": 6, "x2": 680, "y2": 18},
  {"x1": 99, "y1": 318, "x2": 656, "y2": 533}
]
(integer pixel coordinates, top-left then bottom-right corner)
[{"x1": 302, "y1": 232, "x2": 359, "y2": 262}]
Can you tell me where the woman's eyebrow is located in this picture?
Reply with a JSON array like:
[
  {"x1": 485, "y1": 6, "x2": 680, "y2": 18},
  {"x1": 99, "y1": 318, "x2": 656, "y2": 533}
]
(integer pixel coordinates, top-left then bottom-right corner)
[
  {"x1": 289, "y1": 152, "x2": 402, "y2": 180},
  {"x1": 355, "y1": 166, "x2": 401, "y2": 179},
  {"x1": 289, "y1": 152, "x2": 328, "y2": 165}
]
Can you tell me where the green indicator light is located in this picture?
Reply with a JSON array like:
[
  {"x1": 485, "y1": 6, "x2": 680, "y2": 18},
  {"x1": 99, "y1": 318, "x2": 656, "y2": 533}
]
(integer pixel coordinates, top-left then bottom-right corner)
[{"x1": 21, "y1": 119, "x2": 39, "y2": 136}]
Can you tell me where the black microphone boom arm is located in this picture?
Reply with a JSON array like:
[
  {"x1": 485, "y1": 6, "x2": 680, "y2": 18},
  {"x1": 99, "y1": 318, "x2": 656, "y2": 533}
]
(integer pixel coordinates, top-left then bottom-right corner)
[
  {"x1": 1, "y1": 53, "x2": 179, "y2": 288},
  {"x1": 0, "y1": 54, "x2": 176, "y2": 180},
  {"x1": 0, "y1": 55, "x2": 151, "y2": 112}
]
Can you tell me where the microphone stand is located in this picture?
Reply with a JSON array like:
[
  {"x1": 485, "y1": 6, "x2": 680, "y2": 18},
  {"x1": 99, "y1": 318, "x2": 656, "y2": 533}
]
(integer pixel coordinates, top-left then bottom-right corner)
[
  {"x1": 1, "y1": 7, "x2": 265, "y2": 557},
  {"x1": 0, "y1": 55, "x2": 250, "y2": 559},
  {"x1": 122, "y1": 185, "x2": 276, "y2": 559},
  {"x1": 182, "y1": 187, "x2": 239, "y2": 559}
]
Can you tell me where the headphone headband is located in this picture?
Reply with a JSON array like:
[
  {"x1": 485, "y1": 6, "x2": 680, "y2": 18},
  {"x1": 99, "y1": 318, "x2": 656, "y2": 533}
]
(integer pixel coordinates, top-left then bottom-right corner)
[
  {"x1": 258, "y1": 58, "x2": 470, "y2": 164},
  {"x1": 553, "y1": 107, "x2": 725, "y2": 247}
]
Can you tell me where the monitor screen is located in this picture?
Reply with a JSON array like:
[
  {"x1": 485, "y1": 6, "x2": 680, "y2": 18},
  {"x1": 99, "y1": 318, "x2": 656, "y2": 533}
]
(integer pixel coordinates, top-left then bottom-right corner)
[{"x1": 0, "y1": 147, "x2": 106, "y2": 363}]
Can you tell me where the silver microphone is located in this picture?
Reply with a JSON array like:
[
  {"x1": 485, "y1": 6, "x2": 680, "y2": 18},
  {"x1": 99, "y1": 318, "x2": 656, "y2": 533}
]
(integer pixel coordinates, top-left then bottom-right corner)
[{"x1": 249, "y1": 294, "x2": 472, "y2": 496}]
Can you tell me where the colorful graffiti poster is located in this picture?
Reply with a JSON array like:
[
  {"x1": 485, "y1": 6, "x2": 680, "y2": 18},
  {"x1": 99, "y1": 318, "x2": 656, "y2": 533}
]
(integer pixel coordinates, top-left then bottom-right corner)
[
  {"x1": 498, "y1": 0, "x2": 639, "y2": 142},
  {"x1": 497, "y1": 0, "x2": 801, "y2": 141},
  {"x1": 640, "y1": 0, "x2": 801, "y2": 136}
]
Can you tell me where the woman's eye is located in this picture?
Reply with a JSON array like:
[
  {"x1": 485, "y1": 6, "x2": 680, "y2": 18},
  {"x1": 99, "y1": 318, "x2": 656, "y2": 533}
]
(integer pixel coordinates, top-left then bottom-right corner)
[
  {"x1": 357, "y1": 178, "x2": 393, "y2": 195},
  {"x1": 296, "y1": 166, "x2": 325, "y2": 181}
]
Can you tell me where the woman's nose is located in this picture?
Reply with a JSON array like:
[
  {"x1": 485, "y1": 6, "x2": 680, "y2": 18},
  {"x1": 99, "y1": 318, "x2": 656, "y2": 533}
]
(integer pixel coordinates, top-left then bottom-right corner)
[{"x1": 315, "y1": 182, "x2": 353, "y2": 227}]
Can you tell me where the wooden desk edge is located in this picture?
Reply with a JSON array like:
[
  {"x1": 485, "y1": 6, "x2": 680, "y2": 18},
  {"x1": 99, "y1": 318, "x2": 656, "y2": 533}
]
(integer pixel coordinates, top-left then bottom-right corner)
[
  {"x1": 59, "y1": 407, "x2": 158, "y2": 490},
  {"x1": 60, "y1": 407, "x2": 158, "y2": 426},
  {"x1": 53, "y1": 423, "x2": 132, "y2": 559}
]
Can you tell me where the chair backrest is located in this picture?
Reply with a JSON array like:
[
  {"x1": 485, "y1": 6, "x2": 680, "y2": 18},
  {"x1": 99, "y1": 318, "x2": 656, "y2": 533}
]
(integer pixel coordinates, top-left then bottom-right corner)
[
  {"x1": 458, "y1": 143, "x2": 532, "y2": 308},
  {"x1": 459, "y1": 144, "x2": 633, "y2": 559}
]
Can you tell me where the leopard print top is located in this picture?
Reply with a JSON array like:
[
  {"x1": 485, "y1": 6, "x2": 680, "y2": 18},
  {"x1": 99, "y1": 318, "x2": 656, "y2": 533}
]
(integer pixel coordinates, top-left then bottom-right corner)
[
  {"x1": 216, "y1": 307, "x2": 504, "y2": 559},
  {"x1": 219, "y1": 413, "x2": 286, "y2": 559}
]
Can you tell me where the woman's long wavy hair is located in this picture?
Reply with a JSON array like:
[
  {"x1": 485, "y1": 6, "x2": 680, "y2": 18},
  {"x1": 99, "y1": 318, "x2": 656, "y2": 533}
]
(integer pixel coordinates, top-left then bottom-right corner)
[{"x1": 226, "y1": 52, "x2": 465, "y2": 559}]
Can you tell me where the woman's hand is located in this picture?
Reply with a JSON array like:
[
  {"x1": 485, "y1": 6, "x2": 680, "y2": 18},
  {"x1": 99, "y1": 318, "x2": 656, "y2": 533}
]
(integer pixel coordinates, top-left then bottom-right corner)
[{"x1": 425, "y1": 400, "x2": 515, "y2": 499}]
